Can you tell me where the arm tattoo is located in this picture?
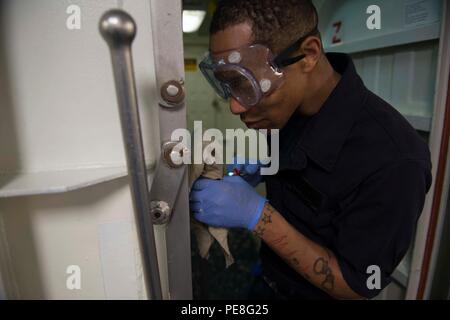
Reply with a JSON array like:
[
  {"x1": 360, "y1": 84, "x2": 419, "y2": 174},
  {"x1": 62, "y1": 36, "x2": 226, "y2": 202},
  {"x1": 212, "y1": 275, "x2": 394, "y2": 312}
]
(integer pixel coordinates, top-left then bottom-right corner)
[
  {"x1": 313, "y1": 257, "x2": 335, "y2": 292},
  {"x1": 252, "y1": 204, "x2": 274, "y2": 238},
  {"x1": 261, "y1": 212, "x2": 272, "y2": 225},
  {"x1": 261, "y1": 205, "x2": 275, "y2": 225},
  {"x1": 271, "y1": 235, "x2": 288, "y2": 247},
  {"x1": 289, "y1": 256, "x2": 311, "y2": 282},
  {"x1": 287, "y1": 250, "x2": 298, "y2": 258},
  {"x1": 253, "y1": 226, "x2": 265, "y2": 238},
  {"x1": 292, "y1": 257, "x2": 300, "y2": 266}
]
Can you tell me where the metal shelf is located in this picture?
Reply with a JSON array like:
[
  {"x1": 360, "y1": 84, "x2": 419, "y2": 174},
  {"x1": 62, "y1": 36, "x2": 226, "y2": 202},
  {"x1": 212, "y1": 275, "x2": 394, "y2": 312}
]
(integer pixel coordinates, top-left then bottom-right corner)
[{"x1": 0, "y1": 165, "x2": 157, "y2": 198}]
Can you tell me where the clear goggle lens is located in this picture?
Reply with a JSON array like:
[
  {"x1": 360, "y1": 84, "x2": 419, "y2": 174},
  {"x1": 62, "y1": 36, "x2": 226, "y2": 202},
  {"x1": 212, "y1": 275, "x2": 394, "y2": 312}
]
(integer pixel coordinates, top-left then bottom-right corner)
[
  {"x1": 213, "y1": 68, "x2": 261, "y2": 107},
  {"x1": 199, "y1": 60, "x2": 230, "y2": 100},
  {"x1": 199, "y1": 45, "x2": 285, "y2": 108}
]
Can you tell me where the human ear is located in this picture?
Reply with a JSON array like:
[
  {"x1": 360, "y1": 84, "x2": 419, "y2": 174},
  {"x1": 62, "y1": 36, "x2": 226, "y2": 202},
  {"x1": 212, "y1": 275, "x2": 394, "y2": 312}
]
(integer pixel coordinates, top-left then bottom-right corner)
[{"x1": 299, "y1": 36, "x2": 322, "y2": 73}]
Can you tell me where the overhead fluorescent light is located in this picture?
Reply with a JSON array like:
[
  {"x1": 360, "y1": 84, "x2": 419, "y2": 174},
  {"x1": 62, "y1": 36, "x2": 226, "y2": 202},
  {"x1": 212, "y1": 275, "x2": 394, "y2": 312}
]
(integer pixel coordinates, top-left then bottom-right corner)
[{"x1": 183, "y1": 10, "x2": 206, "y2": 33}]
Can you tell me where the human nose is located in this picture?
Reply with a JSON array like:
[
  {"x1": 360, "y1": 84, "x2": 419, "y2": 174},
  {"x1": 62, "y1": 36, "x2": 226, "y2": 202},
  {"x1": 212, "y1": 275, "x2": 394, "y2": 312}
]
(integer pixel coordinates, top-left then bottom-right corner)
[{"x1": 229, "y1": 97, "x2": 248, "y2": 115}]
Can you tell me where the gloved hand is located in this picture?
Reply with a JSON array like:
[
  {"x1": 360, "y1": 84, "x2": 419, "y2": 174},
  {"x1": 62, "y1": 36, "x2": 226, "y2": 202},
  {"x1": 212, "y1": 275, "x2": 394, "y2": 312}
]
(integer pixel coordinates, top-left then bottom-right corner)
[
  {"x1": 226, "y1": 156, "x2": 266, "y2": 188},
  {"x1": 190, "y1": 176, "x2": 268, "y2": 230}
]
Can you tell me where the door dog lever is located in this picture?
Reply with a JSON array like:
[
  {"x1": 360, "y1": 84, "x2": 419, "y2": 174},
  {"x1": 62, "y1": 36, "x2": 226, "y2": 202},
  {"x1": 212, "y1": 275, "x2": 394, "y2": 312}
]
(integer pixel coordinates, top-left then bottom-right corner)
[{"x1": 99, "y1": 9, "x2": 162, "y2": 300}]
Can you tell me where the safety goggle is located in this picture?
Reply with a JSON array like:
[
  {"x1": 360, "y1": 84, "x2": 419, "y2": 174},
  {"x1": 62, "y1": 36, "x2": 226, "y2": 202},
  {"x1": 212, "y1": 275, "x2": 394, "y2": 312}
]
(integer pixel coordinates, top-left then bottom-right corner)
[{"x1": 199, "y1": 28, "x2": 318, "y2": 108}]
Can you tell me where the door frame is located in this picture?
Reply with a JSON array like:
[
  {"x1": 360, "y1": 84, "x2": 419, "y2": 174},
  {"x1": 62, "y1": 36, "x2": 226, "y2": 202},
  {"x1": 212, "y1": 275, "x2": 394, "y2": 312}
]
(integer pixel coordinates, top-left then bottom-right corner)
[
  {"x1": 149, "y1": 0, "x2": 193, "y2": 300},
  {"x1": 406, "y1": 0, "x2": 450, "y2": 300}
]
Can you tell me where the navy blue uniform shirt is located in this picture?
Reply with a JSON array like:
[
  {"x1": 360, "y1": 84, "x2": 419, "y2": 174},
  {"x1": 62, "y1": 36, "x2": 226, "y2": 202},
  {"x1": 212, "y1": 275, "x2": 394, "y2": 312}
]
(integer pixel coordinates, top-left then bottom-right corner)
[{"x1": 262, "y1": 52, "x2": 432, "y2": 299}]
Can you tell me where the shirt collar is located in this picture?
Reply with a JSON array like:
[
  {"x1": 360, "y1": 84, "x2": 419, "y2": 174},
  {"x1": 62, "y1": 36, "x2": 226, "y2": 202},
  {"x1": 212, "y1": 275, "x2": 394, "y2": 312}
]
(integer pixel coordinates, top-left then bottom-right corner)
[{"x1": 282, "y1": 53, "x2": 368, "y2": 173}]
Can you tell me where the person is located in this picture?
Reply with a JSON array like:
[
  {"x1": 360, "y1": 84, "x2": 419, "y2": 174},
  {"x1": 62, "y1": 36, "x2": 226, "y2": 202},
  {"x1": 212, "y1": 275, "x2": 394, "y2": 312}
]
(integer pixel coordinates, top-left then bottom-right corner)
[{"x1": 189, "y1": 0, "x2": 432, "y2": 300}]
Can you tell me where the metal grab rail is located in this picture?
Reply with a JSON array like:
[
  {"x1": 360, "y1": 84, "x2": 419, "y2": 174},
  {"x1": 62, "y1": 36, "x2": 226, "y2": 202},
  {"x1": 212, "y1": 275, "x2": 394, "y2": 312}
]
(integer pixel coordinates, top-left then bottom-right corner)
[{"x1": 99, "y1": 9, "x2": 162, "y2": 300}]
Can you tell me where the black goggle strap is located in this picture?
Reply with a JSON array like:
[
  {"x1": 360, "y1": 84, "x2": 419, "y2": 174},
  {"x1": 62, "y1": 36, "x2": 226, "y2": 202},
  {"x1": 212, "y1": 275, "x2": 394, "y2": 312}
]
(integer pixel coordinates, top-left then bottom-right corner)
[
  {"x1": 272, "y1": 27, "x2": 319, "y2": 69},
  {"x1": 275, "y1": 54, "x2": 306, "y2": 69}
]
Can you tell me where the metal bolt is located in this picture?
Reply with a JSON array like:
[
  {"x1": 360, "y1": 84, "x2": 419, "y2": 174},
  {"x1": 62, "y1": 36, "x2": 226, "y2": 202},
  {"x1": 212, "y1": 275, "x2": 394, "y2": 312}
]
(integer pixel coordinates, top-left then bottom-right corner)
[
  {"x1": 160, "y1": 80, "x2": 185, "y2": 107},
  {"x1": 166, "y1": 85, "x2": 180, "y2": 97},
  {"x1": 163, "y1": 141, "x2": 190, "y2": 169},
  {"x1": 151, "y1": 201, "x2": 171, "y2": 225}
]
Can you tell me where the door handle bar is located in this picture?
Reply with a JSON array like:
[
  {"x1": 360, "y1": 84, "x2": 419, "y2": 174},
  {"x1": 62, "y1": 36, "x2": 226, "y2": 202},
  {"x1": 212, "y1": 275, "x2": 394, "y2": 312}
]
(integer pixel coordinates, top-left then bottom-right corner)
[{"x1": 99, "y1": 9, "x2": 163, "y2": 300}]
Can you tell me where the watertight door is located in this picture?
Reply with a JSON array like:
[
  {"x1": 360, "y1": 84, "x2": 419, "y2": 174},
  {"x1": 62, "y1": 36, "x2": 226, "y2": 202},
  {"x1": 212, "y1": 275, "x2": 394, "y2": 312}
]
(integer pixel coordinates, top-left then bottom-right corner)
[{"x1": 0, "y1": 0, "x2": 191, "y2": 299}]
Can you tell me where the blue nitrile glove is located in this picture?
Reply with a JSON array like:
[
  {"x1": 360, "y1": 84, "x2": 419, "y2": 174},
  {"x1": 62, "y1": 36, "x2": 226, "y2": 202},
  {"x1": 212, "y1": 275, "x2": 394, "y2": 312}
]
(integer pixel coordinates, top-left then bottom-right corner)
[
  {"x1": 226, "y1": 156, "x2": 265, "y2": 188},
  {"x1": 190, "y1": 176, "x2": 268, "y2": 230}
]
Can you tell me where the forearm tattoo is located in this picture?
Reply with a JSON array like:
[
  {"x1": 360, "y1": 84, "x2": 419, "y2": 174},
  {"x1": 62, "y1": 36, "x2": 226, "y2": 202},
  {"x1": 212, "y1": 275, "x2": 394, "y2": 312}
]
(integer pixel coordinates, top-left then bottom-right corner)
[
  {"x1": 253, "y1": 226, "x2": 265, "y2": 238},
  {"x1": 286, "y1": 253, "x2": 311, "y2": 281},
  {"x1": 252, "y1": 204, "x2": 275, "y2": 238},
  {"x1": 313, "y1": 250, "x2": 335, "y2": 292},
  {"x1": 253, "y1": 204, "x2": 335, "y2": 288}
]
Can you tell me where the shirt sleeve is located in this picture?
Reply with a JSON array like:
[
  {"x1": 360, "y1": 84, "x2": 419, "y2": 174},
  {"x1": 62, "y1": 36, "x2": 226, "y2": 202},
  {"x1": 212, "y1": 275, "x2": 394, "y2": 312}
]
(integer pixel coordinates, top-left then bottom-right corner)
[{"x1": 333, "y1": 160, "x2": 432, "y2": 299}]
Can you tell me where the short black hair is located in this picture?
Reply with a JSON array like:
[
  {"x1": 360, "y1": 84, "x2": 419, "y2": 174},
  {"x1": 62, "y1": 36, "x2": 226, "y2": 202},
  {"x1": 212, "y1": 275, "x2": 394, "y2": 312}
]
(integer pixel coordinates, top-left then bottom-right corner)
[{"x1": 210, "y1": 0, "x2": 319, "y2": 54}]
